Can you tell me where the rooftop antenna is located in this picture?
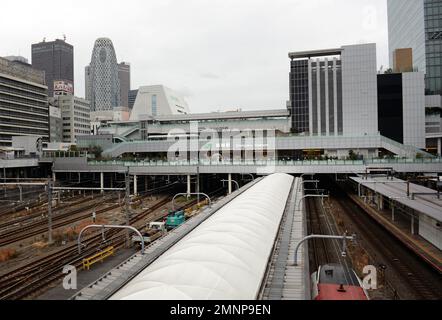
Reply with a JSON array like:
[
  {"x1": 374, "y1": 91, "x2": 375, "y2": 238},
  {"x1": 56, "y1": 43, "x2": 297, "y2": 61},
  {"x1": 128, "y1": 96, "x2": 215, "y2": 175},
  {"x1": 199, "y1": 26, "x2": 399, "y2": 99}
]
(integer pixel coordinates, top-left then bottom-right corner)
[
  {"x1": 43, "y1": 37, "x2": 46, "y2": 42},
  {"x1": 63, "y1": 34, "x2": 66, "y2": 41}
]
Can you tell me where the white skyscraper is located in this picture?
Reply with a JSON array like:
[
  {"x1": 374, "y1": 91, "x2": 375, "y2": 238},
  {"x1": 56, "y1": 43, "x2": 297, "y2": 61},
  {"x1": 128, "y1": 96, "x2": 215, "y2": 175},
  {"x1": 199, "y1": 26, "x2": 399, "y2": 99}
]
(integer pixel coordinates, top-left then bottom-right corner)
[{"x1": 85, "y1": 38, "x2": 120, "y2": 111}]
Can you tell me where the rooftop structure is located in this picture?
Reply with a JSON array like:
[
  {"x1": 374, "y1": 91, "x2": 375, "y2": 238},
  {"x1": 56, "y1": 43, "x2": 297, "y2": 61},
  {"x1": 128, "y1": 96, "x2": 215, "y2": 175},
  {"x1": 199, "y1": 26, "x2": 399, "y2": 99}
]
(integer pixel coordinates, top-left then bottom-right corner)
[
  {"x1": 130, "y1": 85, "x2": 190, "y2": 121},
  {"x1": 0, "y1": 56, "x2": 46, "y2": 85},
  {"x1": 288, "y1": 48, "x2": 343, "y2": 60}
]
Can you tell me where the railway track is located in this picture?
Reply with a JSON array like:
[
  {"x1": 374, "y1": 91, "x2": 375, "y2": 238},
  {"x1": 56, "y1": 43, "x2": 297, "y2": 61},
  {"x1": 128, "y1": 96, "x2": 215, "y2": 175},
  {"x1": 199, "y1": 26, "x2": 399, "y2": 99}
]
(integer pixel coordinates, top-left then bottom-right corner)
[
  {"x1": 306, "y1": 196, "x2": 330, "y2": 270},
  {"x1": 0, "y1": 196, "x2": 120, "y2": 247},
  {"x1": 0, "y1": 183, "x2": 180, "y2": 246},
  {"x1": 0, "y1": 192, "x2": 88, "y2": 221},
  {"x1": 332, "y1": 180, "x2": 442, "y2": 300},
  {"x1": 0, "y1": 186, "x2": 225, "y2": 300},
  {"x1": 0, "y1": 195, "x2": 100, "y2": 231},
  {"x1": 0, "y1": 196, "x2": 172, "y2": 300}
]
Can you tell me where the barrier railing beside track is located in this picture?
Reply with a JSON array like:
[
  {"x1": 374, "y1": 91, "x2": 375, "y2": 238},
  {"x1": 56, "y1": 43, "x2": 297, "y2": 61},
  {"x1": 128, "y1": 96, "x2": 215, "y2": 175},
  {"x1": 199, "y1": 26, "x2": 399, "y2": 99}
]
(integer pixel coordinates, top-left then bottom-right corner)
[{"x1": 82, "y1": 246, "x2": 115, "y2": 270}]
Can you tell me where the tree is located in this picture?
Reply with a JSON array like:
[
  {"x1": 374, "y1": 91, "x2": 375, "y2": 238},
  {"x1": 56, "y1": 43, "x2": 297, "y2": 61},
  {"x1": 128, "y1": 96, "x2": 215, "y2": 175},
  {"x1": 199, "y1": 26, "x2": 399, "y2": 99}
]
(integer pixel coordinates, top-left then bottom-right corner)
[
  {"x1": 69, "y1": 145, "x2": 78, "y2": 152},
  {"x1": 89, "y1": 146, "x2": 102, "y2": 159},
  {"x1": 348, "y1": 150, "x2": 359, "y2": 161}
]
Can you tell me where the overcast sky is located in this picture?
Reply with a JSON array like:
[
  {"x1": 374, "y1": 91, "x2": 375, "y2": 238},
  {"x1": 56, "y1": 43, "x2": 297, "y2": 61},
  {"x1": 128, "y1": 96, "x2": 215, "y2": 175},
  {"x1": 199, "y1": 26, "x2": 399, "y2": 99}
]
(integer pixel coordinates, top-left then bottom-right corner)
[{"x1": 0, "y1": 0, "x2": 389, "y2": 113}]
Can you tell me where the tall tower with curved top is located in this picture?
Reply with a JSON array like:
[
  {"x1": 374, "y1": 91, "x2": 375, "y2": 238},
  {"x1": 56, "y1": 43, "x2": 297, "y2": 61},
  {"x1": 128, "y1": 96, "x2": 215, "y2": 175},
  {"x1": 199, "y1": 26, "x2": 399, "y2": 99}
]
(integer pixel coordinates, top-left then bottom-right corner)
[{"x1": 86, "y1": 38, "x2": 120, "y2": 111}]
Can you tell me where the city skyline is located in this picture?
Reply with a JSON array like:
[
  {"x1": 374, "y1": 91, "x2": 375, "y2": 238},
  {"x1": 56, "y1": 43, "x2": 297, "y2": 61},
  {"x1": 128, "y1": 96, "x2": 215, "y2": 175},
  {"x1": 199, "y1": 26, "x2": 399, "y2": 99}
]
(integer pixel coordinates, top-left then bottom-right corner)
[{"x1": 0, "y1": 0, "x2": 389, "y2": 113}]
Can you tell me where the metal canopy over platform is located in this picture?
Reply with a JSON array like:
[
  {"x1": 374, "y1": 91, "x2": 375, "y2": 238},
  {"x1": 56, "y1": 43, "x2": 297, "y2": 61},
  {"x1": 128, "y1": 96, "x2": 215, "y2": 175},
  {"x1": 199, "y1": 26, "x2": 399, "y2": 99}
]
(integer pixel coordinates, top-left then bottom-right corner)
[{"x1": 351, "y1": 177, "x2": 442, "y2": 222}]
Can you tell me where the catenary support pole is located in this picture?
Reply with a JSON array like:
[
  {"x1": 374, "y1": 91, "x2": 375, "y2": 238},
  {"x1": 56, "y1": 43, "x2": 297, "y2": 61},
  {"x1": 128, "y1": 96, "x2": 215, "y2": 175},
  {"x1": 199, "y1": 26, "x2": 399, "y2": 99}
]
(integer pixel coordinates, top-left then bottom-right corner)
[
  {"x1": 48, "y1": 179, "x2": 53, "y2": 244},
  {"x1": 187, "y1": 175, "x2": 191, "y2": 196},
  {"x1": 125, "y1": 172, "x2": 131, "y2": 247},
  {"x1": 100, "y1": 172, "x2": 104, "y2": 194},
  {"x1": 133, "y1": 175, "x2": 138, "y2": 196}
]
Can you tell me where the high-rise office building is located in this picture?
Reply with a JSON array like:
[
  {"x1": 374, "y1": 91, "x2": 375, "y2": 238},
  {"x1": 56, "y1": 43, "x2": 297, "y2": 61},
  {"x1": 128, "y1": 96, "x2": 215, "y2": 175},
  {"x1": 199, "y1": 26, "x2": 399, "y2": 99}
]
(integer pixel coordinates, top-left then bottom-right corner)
[
  {"x1": 118, "y1": 62, "x2": 130, "y2": 108},
  {"x1": 85, "y1": 38, "x2": 120, "y2": 111},
  {"x1": 31, "y1": 38, "x2": 74, "y2": 97},
  {"x1": 387, "y1": 0, "x2": 442, "y2": 94},
  {"x1": 288, "y1": 44, "x2": 378, "y2": 137},
  {"x1": 0, "y1": 57, "x2": 49, "y2": 146}
]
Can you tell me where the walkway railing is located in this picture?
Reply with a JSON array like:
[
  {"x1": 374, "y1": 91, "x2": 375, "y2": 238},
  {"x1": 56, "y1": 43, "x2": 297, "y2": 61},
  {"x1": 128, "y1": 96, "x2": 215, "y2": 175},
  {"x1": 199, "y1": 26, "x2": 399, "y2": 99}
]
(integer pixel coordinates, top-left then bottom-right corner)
[
  {"x1": 87, "y1": 157, "x2": 442, "y2": 167},
  {"x1": 41, "y1": 151, "x2": 88, "y2": 158}
]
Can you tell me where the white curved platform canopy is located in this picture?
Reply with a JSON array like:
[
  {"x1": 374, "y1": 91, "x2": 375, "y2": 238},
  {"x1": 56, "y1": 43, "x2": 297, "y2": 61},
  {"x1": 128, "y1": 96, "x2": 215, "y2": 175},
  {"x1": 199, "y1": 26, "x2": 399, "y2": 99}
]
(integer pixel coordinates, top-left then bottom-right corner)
[{"x1": 110, "y1": 173, "x2": 294, "y2": 300}]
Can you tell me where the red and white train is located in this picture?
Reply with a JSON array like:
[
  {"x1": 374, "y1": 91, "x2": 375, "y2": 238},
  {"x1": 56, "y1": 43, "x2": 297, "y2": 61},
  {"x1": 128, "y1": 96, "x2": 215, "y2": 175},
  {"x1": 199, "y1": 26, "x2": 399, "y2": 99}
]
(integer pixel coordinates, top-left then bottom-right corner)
[{"x1": 311, "y1": 264, "x2": 369, "y2": 300}]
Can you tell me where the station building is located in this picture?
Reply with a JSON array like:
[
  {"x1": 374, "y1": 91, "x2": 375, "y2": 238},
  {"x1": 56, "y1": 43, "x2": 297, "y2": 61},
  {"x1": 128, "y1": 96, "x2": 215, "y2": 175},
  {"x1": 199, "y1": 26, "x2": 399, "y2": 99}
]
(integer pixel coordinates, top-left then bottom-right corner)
[{"x1": 75, "y1": 44, "x2": 434, "y2": 162}]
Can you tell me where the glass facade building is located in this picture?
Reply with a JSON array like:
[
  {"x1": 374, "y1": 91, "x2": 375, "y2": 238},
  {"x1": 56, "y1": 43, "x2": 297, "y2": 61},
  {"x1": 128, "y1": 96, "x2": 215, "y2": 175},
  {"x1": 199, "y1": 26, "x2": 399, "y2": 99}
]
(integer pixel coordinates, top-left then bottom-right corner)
[
  {"x1": 388, "y1": 0, "x2": 442, "y2": 95},
  {"x1": 425, "y1": 0, "x2": 442, "y2": 94},
  {"x1": 289, "y1": 59, "x2": 309, "y2": 134},
  {"x1": 288, "y1": 54, "x2": 343, "y2": 136}
]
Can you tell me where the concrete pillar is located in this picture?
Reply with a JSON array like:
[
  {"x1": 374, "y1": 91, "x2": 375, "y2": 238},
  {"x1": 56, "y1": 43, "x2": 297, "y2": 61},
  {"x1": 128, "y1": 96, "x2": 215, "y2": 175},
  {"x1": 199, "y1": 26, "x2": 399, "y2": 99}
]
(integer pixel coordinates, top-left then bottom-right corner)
[
  {"x1": 100, "y1": 172, "x2": 104, "y2": 194},
  {"x1": 438, "y1": 138, "x2": 442, "y2": 157},
  {"x1": 52, "y1": 171, "x2": 56, "y2": 182},
  {"x1": 187, "y1": 175, "x2": 191, "y2": 196},
  {"x1": 411, "y1": 216, "x2": 415, "y2": 235},
  {"x1": 133, "y1": 175, "x2": 138, "y2": 196},
  {"x1": 392, "y1": 204, "x2": 395, "y2": 222},
  {"x1": 78, "y1": 172, "x2": 81, "y2": 183},
  {"x1": 228, "y1": 173, "x2": 232, "y2": 195},
  {"x1": 145, "y1": 176, "x2": 148, "y2": 192}
]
